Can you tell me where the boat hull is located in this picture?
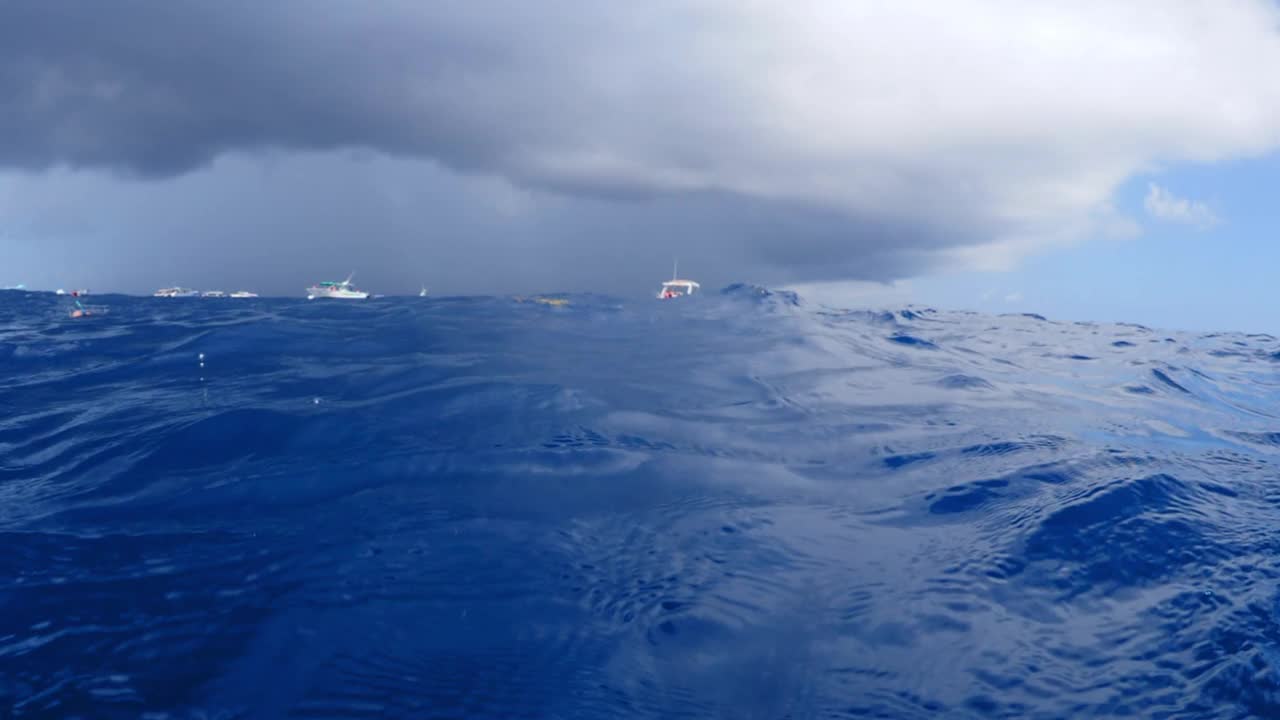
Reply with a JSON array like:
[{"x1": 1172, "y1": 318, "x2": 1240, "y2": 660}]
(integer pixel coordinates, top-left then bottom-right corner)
[{"x1": 307, "y1": 289, "x2": 370, "y2": 300}]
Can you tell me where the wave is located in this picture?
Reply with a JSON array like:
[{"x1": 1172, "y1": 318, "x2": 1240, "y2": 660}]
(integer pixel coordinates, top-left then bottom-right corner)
[{"x1": 4, "y1": 287, "x2": 1280, "y2": 717}]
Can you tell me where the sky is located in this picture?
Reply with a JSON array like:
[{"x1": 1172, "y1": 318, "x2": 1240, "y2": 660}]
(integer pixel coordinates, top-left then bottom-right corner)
[{"x1": 3, "y1": 1, "x2": 1280, "y2": 332}]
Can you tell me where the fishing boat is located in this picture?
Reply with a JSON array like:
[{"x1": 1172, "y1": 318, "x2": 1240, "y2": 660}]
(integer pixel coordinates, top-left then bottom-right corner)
[
  {"x1": 154, "y1": 287, "x2": 199, "y2": 298},
  {"x1": 306, "y1": 273, "x2": 369, "y2": 300},
  {"x1": 229, "y1": 291, "x2": 259, "y2": 298},
  {"x1": 657, "y1": 260, "x2": 700, "y2": 300}
]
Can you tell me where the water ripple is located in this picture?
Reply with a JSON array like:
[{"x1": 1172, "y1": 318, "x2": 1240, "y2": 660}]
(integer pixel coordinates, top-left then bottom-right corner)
[{"x1": 4, "y1": 289, "x2": 1280, "y2": 717}]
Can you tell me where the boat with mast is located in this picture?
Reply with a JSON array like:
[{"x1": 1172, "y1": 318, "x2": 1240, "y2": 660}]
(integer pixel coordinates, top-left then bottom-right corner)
[{"x1": 657, "y1": 259, "x2": 700, "y2": 299}]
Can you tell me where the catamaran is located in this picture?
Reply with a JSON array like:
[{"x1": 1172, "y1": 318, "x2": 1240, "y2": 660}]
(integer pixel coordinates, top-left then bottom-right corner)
[
  {"x1": 307, "y1": 273, "x2": 369, "y2": 300},
  {"x1": 155, "y1": 287, "x2": 199, "y2": 298},
  {"x1": 657, "y1": 260, "x2": 700, "y2": 300}
]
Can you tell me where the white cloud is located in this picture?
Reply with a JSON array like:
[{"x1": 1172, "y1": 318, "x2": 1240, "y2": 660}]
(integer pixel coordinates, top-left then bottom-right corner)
[
  {"x1": 1004, "y1": 292, "x2": 1024, "y2": 303},
  {"x1": 1143, "y1": 183, "x2": 1219, "y2": 228},
  {"x1": 488, "y1": 0, "x2": 1280, "y2": 267}
]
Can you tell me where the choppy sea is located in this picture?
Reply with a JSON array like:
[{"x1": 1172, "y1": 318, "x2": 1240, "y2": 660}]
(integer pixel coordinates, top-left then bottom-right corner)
[{"x1": 4, "y1": 285, "x2": 1280, "y2": 718}]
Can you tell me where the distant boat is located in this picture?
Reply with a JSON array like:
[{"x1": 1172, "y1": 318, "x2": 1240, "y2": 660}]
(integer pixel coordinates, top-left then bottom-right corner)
[
  {"x1": 419, "y1": 285, "x2": 429, "y2": 297},
  {"x1": 55, "y1": 288, "x2": 66, "y2": 295},
  {"x1": 70, "y1": 289, "x2": 88, "y2": 297},
  {"x1": 307, "y1": 273, "x2": 369, "y2": 300},
  {"x1": 229, "y1": 291, "x2": 258, "y2": 298},
  {"x1": 657, "y1": 260, "x2": 700, "y2": 300},
  {"x1": 202, "y1": 290, "x2": 227, "y2": 298},
  {"x1": 155, "y1": 287, "x2": 199, "y2": 298},
  {"x1": 2, "y1": 284, "x2": 26, "y2": 291}
]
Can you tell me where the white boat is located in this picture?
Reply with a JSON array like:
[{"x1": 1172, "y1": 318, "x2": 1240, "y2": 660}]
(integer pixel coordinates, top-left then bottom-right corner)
[
  {"x1": 657, "y1": 260, "x2": 700, "y2": 299},
  {"x1": 70, "y1": 289, "x2": 88, "y2": 297},
  {"x1": 55, "y1": 289, "x2": 66, "y2": 295},
  {"x1": 2, "y1": 284, "x2": 26, "y2": 291},
  {"x1": 229, "y1": 291, "x2": 258, "y2": 298},
  {"x1": 202, "y1": 290, "x2": 227, "y2": 298},
  {"x1": 419, "y1": 285, "x2": 429, "y2": 297},
  {"x1": 307, "y1": 273, "x2": 369, "y2": 300},
  {"x1": 155, "y1": 287, "x2": 199, "y2": 298}
]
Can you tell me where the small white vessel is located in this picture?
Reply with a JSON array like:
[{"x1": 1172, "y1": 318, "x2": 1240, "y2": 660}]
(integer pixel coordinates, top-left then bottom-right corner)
[
  {"x1": 657, "y1": 260, "x2": 699, "y2": 300},
  {"x1": 155, "y1": 287, "x2": 199, "y2": 298},
  {"x1": 55, "y1": 288, "x2": 66, "y2": 295},
  {"x1": 202, "y1": 290, "x2": 227, "y2": 298},
  {"x1": 419, "y1": 285, "x2": 429, "y2": 297},
  {"x1": 229, "y1": 291, "x2": 258, "y2": 298},
  {"x1": 70, "y1": 289, "x2": 88, "y2": 297},
  {"x1": 307, "y1": 273, "x2": 369, "y2": 300}
]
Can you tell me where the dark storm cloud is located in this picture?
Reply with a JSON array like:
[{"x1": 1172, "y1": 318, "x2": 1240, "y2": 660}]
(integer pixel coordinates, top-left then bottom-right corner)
[
  {"x1": 2, "y1": 153, "x2": 965, "y2": 296},
  {"x1": 1, "y1": 1, "x2": 508, "y2": 174},
  {"x1": 1, "y1": 1, "x2": 731, "y2": 187},
  {"x1": 4, "y1": 1, "x2": 1280, "y2": 293}
]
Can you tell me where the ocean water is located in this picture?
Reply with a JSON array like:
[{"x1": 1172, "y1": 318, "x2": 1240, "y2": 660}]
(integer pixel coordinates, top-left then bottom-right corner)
[{"x1": 4, "y1": 286, "x2": 1280, "y2": 719}]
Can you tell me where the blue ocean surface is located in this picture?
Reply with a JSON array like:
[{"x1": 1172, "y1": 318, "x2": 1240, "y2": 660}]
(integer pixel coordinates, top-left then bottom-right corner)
[{"x1": 4, "y1": 286, "x2": 1280, "y2": 719}]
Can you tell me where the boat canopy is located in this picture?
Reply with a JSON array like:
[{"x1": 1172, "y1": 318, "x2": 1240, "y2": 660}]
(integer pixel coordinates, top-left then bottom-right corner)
[{"x1": 314, "y1": 273, "x2": 357, "y2": 288}]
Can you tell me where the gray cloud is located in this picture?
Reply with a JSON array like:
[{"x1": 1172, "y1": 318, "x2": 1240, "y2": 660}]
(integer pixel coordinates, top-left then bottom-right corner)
[
  {"x1": 3, "y1": 1, "x2": 1280, "y2": 294},
  {"x1": 3, "y1": 153, "x2": 961, "y2": 295}
]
